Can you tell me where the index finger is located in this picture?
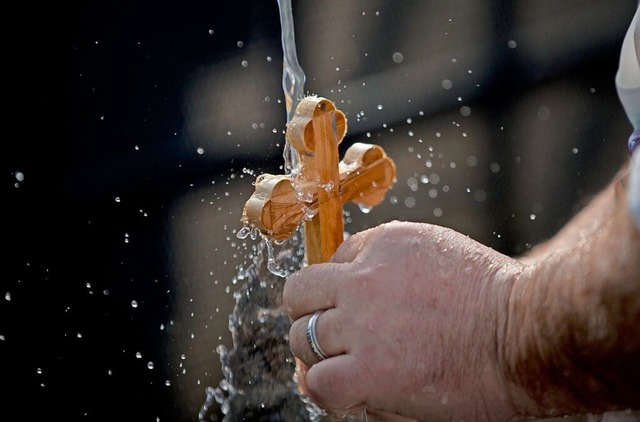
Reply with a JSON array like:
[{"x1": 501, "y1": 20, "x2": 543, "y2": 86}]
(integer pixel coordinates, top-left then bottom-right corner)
[
  {"x1": 329, "y1": 228, "x2": 372, "y2": 264},
  {"x1": 283, "y1": 262, "x2": 341, "y2": 320}
]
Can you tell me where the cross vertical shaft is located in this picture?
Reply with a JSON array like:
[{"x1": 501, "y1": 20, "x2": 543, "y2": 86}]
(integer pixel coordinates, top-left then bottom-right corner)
[{"x1": 304, "y1": 106, "x2": 343, "y2": 263}]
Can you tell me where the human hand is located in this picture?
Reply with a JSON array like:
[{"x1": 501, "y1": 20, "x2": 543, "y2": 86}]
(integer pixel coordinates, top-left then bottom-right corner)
[{"x1": 283, "y1": 221, "x2": 525, "y2": 421}]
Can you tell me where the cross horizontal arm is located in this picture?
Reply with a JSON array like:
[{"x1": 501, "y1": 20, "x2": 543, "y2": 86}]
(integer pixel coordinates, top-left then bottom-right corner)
[{"x1": 241, "y1": 142, "x2": 396, "y2": 241}]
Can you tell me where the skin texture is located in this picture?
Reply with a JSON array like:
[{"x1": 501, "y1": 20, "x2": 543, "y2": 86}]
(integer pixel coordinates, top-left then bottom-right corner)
[
  {"x1": 283, "y1": 161, "x2": 640, "y2": 421},
  {"x1": 285, "y1": 221, "x2": 523, "y2": 421},
  {"x1": 504, "y1": 164, "x2": 640, "y2": 417}
]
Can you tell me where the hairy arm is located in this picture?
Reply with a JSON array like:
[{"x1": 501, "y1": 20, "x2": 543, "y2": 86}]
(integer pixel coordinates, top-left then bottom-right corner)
[{"x1": 504, "y1": 161, "x2": 640, "y2": 417}]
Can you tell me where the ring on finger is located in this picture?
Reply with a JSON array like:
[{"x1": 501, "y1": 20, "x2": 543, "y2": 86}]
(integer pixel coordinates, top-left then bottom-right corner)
[{"x1": 306, "y1": 311, "x2": 329, "y2": 361}]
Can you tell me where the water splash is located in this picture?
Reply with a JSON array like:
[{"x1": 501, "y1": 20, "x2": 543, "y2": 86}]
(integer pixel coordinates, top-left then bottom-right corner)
[
  {"x1": 265, "y1": 238, "x2": 288, "y2": 278},
  {"x1": 205, "y1": 2, "x2": 315, "y2": 418},
  {"x1": 204, "y1": 233, "x2": 313, "y2": 421},
  {"x1": 236, "y1": 225, "x2": 253, "y2": 240},
  {"x1": 205, "y1": 2, "x2": 371, "y2": 420},
  {"x1": 236, "y1": 224, "x2": 260, "y2": 241}
]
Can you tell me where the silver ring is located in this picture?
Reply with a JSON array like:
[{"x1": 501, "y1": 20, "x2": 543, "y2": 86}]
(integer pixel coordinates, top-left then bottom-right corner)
[{"x1": 307, "y1": 311, "x2": 329, "y2": 361}]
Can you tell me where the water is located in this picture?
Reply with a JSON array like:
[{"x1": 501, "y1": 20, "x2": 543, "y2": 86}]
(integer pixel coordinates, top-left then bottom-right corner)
[
  {"x1": 205, "y1": 2, "x2": 369, "y2": 420},
  {"x1": 203, "y1": 233, "x2": 314, "y2": 421},
  {"x1": 201, "y1": 1, "x2": 316, "y2": 420},
  {"x1": 277, "y1": 0, "x2": 306, "y2": 174}
]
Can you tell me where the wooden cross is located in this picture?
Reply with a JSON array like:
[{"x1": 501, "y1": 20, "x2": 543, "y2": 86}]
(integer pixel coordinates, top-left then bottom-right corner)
[{"x1": 241, "y1": 96, "x2": 396, "y2": 264}]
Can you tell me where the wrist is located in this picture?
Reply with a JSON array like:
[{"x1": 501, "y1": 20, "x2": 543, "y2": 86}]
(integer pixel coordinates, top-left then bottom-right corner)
[
  {"x1": 498, "y1": 263, "x2": 552, "y2": 418},
  {"x1": 502, "y1": 216, "x2": 640, "y2": 417}
]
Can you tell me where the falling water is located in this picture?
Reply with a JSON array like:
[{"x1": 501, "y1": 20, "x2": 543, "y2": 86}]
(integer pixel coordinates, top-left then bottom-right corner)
[
  {"x1": 202, "y1": 232, "x2": 314, "y2": 421},
  {"x1": 200, "y1": 1, "x2": 320, "y2": 421},
  {"x1": 277, "y1": 0, "x2": 306, "y2": 174},
  {"x1": 203, "y1": 1, "x2": 370, "y2": 420}
]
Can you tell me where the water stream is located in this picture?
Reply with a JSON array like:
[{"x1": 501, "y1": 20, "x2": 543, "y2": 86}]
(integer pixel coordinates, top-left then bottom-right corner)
[
  {"x1": 198, "y1": 1, "x2": 323, "y2": 420},
  {"x1": 277, "y1": 0, "x2": 306, "y2": 174}
]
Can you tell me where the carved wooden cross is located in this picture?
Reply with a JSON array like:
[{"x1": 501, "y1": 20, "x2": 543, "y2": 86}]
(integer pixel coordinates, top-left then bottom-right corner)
[{"x1": 241, "y1": 96, "x2": 396, "y2": 264}]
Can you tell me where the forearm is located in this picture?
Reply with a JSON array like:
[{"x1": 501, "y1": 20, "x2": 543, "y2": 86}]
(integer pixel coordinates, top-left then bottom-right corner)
[{"x1": 503, "y1": 165, "x2": 640, "y2": 417}]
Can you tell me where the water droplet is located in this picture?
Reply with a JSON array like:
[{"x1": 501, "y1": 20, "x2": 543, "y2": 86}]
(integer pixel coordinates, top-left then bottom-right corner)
[
  {"x1": 358, "y1": 204, "x2": 373, "y2": 214},
  {"x1": 265, "y1": 240, "x2": 287, "y2": 278},
  {"x1": 404, "y1": 197, "x2": 416, "y2": 208},
  {"x1": 236, "y1": 225, "x2": 252, "y2": 239},
  {"x1": 302, "y1": 206, "x2": 314, "y2": 220},
  {"x1": 250, "y1": 228, "x2": 259, "y2": 240}
]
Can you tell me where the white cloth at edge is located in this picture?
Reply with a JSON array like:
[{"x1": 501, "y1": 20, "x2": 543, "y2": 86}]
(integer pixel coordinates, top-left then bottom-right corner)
[{"x1": 615, "y1": 3, "x2": 640, "y2": 228}]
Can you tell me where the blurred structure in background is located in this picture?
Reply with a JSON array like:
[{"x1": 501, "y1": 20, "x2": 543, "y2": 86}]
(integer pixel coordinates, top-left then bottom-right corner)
[{"x1": 4, "y1": 0, "x2": 636, "y2": 420}]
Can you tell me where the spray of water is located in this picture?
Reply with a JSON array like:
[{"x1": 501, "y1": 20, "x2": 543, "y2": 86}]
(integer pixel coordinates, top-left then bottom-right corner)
[
  {"x1": 202, "y1": 233, "x2": 320, "y2": 421},
  {"x1": 200, "y1": 1, "x2": 323, "y2": 421}
]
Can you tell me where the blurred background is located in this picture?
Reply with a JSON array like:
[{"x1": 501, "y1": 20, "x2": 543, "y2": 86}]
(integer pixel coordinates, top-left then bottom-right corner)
[{"x1": 4, "y1": 0, "x2": 637, "y2": 420}]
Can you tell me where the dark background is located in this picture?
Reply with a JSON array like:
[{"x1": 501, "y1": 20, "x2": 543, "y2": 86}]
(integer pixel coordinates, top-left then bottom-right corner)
[{"x1": 4, "y1": 0, "x2": 636, "y2": 421}]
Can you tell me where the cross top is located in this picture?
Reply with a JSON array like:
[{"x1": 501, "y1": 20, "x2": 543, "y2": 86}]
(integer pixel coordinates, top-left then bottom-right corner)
[{"x1": 242, "y1": 96, "x2": 396, "y2": 264}]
